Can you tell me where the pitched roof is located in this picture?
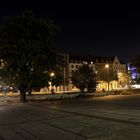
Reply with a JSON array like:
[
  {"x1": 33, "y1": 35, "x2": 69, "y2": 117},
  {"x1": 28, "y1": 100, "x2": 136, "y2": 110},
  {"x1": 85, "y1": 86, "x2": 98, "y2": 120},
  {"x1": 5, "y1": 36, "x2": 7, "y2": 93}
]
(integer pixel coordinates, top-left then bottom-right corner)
[{"x1": 69, "y1": 55, "x2": 126, "y2": 64}]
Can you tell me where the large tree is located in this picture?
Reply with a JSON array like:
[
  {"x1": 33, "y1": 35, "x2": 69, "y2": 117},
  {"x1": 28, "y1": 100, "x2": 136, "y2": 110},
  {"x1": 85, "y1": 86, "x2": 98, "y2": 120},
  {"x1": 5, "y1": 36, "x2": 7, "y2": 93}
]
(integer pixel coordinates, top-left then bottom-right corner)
[
  {"x1": 71, "y1": 64, "x2": 97, "y2": 93},
  {"x1": 0, "y1": 10, "x2": 61, "y2": 102}
]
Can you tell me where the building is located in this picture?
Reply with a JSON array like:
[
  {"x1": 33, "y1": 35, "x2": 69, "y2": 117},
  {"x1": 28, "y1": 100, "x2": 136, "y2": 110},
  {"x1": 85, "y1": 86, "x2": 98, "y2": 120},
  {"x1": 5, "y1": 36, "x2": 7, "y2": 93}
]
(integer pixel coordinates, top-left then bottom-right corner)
[
  {"x1": 127, "y1": 63, "x2": 140, "y2": 88},
  {"x1": 0, "y1": 53, "x2": 127, "y2": 93},
  {"x1": 92, "y1": 56, "x2": 126, "y2": 90},
  {"x1": 67, "y1": 55, "x2": 126, "y2": 91},
  {"x1": 67, "y1": 55, "x2": 95, "y2": 91}
]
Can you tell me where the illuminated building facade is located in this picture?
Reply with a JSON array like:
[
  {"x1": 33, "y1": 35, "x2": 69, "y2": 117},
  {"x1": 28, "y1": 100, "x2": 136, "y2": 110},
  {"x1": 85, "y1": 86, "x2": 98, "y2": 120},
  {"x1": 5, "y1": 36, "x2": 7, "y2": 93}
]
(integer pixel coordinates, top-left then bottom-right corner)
[
  {"x1": 127, "y1": 63, "x2": 138, "y2": 79},
  {"x1": 67, "y1": 55, "x2": 126, "y2": 91},
  {"x1": 127, "y1": 63, "x2": 140, "y2": 88}
]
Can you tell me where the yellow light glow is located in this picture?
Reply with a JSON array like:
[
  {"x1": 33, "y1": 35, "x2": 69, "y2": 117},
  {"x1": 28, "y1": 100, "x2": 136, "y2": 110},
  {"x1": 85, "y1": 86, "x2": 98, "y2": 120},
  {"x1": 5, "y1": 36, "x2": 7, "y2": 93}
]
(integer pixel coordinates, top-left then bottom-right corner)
[
  {"x1": 105, "y1": 64, "x2": 109, "y2": 68},
  {"x1": 50, "y1": 72, "x2": 55, "y2": 77}
]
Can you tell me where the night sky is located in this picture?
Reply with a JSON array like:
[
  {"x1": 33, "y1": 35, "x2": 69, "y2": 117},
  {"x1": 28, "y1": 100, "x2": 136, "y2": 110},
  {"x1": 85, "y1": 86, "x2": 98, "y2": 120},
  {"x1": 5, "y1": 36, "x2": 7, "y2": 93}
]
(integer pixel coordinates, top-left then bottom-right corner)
[{"x1": 0, "y1": 1, "x2": 140, "y2": 61}]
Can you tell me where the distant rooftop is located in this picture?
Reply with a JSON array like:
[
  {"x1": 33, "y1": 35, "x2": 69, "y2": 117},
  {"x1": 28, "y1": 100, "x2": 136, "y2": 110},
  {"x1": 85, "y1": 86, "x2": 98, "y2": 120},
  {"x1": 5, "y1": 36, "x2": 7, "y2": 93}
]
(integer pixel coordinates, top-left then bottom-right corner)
[{"x1": 69, "y1": 55, "x2": 126, "y2": 64}]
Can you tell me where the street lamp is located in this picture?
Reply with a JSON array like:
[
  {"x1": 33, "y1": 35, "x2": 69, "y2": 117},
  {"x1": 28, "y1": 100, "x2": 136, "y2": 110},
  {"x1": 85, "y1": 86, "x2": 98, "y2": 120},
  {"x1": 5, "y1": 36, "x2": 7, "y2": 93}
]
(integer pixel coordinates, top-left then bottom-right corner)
[
  {"x1": 105, "y1": 64, "x2": 109, "y2": 91},
  {"x1": 50, "y1": 72, "x2": 54, "y2": 77},
  {"x1": 63, "y1": 67, "x2": 66, "y2": 92},
  {"x1": 50, "y1": 72, "x2": 55, "y2": 94}
]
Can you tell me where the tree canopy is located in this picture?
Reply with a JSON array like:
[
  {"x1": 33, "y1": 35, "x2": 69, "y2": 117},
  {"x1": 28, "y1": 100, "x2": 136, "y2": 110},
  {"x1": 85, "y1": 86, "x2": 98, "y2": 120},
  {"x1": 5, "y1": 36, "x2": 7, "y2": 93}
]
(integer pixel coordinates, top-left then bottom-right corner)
[
  {"x1": 71, "y1": 64, "x2": 97, "y2": 93},
  {"x1": 118, "y1": 72, "x2": 132, "y2": 88},
  {"x1": 0, "y1": 10, "x2": 62, "y2": 102}
]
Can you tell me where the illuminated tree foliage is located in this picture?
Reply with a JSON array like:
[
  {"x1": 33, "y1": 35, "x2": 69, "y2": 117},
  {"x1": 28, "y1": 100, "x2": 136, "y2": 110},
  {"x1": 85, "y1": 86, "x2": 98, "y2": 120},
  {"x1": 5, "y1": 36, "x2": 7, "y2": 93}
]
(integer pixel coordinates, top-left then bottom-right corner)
[
  {"x1": 71, "y1": 64, "x2": 97, "y2": 93},
  {"x1": 0, "y1": 10, "x2": 61, "y2": 102},
  {"x1": 118, "y1": 72, "x2": 132, "y2": 88}
]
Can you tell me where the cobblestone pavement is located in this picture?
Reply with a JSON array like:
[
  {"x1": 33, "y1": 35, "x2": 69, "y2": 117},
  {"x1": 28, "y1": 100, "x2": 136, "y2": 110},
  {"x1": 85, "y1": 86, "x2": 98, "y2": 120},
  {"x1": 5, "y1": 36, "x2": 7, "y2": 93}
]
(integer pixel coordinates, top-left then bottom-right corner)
[{"x1": 1, "y1": 95, "x2": 140, "y2": 140}]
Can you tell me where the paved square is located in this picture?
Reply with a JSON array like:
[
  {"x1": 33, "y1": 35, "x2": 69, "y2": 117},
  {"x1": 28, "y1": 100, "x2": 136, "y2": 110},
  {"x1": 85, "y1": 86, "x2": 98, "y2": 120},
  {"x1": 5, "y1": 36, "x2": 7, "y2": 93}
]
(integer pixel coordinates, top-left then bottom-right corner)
[{"x1": 1, "y1": 95, "x2": 140, "y2": 139}]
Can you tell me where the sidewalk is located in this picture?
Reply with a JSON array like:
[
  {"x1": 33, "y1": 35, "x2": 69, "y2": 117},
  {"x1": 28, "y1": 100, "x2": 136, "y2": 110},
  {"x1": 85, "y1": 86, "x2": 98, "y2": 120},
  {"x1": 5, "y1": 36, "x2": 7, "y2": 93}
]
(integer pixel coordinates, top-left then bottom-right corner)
[
  {"x1": 0, "y1": 91, "x2": 116, "y2": 103},
  {"x1": 1, "y1": 90, "x2": 139, "y2": 105}
]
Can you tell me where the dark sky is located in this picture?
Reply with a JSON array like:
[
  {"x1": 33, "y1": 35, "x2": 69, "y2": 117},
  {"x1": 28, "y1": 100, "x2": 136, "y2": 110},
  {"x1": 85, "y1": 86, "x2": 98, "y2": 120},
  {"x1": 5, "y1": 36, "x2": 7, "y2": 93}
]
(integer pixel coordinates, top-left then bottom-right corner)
[{"x1": 0, "y1": 1, "x2": 140, "y2": 61}]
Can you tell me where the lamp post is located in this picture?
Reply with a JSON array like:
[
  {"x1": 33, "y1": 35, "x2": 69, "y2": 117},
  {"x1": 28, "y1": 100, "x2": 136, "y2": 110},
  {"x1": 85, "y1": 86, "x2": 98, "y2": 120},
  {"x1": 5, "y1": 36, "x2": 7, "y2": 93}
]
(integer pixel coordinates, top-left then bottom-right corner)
[
  {"x1": 105, "y1": 64, "x2": 109, "y2": 91},
  {"x1": 50, "y1": 72, "x2": 55, "y2": 94},
  {"x1": 63, "y1": 67, "x2": 66, "y2": 92}
]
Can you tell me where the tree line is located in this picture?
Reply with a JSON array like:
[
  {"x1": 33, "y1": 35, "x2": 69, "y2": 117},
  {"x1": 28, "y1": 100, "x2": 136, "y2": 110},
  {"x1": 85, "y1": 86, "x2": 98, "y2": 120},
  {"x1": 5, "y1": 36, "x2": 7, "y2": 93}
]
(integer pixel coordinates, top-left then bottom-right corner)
[{"x1": 0, "y1": 10, "x2": 139, "y2": 102}]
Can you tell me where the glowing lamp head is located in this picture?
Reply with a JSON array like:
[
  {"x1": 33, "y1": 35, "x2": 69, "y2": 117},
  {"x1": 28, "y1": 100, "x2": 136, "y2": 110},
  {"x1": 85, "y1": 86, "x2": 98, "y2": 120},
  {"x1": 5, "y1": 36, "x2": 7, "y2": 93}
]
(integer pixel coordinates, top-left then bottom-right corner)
[
  {"x1": 50, "y1": 72, "x2": 55, "y2": 77},
  {"x1": 105, "y1": 64, "x2": 109, "y2": 68}
]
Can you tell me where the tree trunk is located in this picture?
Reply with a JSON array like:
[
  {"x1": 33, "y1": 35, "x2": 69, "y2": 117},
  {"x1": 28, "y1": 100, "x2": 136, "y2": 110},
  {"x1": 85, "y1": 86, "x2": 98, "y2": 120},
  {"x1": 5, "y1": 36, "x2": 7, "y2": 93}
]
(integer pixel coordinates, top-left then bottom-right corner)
[
  {"x1": 19, "y1": 83, "x2": 27, "y2": 102},
  {"x1": 28, "y1": 87, "x2": 32, "y2": 95},
  {"x1": 19, "y1": 89, "x2": 27, "y2": 102}
]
